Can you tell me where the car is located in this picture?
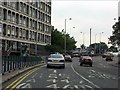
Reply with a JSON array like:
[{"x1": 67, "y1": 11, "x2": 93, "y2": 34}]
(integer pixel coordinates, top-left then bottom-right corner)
[
  {"x1": 105, "y1": 53, "x2": 113, "y2": 61},
  {"x1": 102, "y1": 52, "x2": 114, "y2": 58},
  {"x1": 79, "y1": 56, "x2": 93, "y2": 67},
  {"x1": 64, "y1": 54, "x2": 72, "y2": 62},
  {"x1": 71, "y1": 52, "x2": 80, "y2": 57},
  {"x1": 47, "y1": 54, "x2": 65, "y2": 68}
]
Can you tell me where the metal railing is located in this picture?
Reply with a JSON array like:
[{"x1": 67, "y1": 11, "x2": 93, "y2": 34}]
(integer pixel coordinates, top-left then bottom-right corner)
[{"x1": 2, "y1": 56, "x2": 43, "y2": 74}]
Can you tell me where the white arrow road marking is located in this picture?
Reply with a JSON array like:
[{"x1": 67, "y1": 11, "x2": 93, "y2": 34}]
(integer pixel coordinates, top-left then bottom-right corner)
[
  {"x1": 53, "y1": 70, "x2": 57, "y2": 73},
  {"x1": 26, "y1": 79, "x2": 36, "y2": 83},
  {"x1": 21, "y1": 83, "x2": 32, "y2": 88},
  {"x1": 79, "y1": 81, "x2": 83, "y2": 84},
  {"x1": 63, "y1": 84, "x2": 70, "y2": 89},
  {"x1": 84, "y1": 85, "x2": 94, "y2": 90},
  {"x1": 47, "y1": 79, "x2": 57, "y2": 83},
  {"x1": 74, "y1": 85, "x2": 79, "y2": 89},
  {"x1": 61, "y1": 79, "x2": 69, "y2": 83},
  {"x1": 16, "y1": 83, "x2": 26, "y2": 88},
  {"x1": 46, "y1": 84, "x2": 59, "y2": 88},
  {"x1": 58, "y1": 74, "x2": 62, "y2": 76}
]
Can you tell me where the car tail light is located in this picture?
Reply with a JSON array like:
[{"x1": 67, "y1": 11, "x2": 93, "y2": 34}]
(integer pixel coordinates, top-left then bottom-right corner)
[
  {"x1": 60, "y1": 60, "x2": 64, "y2": 62},
  {"x1": 81, "y1": 58, "x2": 84, "y2": 60},
  {"x1": 48, "y1": 60, "x2": 52, "y2": 62}
]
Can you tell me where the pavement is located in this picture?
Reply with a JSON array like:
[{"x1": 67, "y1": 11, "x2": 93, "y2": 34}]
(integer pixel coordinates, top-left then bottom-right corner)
[{"x1": 1, "y1": 63, "x2": 46, "y2": 84}]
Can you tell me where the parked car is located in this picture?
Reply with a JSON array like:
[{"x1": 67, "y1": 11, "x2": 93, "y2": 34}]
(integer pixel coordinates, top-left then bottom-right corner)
[
  {"x1": 79, "y1": 56, "x2": 93, "y2": 67},
  {"x1": 47, "y1": 54, "x2": 65, "y2": 68},
  {"x1": 64, "y1": 54, "x2": 72, "y2": 62},
  {"x1": 71, "y1": 52, "x2": 80, "y2": 57}
]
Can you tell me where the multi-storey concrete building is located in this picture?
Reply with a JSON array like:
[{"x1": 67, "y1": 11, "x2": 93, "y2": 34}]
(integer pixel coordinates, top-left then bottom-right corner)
[{"x1": 0, "y1": 0, "x2": 51, "y2": 56}]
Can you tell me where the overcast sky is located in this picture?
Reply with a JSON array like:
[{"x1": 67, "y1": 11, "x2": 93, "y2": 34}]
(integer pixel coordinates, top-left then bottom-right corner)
[{"x1": 51, "y1": 0, "x2": 119, "y2": 48}]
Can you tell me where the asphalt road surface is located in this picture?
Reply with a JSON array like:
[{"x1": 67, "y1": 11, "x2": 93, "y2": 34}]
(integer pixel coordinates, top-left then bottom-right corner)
[{"x1": 2, "y1": 56, "x2": 119, "y2": 90}]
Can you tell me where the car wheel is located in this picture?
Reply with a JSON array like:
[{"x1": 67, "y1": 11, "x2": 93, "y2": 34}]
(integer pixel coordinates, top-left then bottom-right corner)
[
  {"x1": 62, "y1": 65, "x2": 65, "y2": 69},
  {"x1": 90, "y1": 64, "x2": 92, "y2": 67},
  {"x1": 47, "y1": 65, "x2": 50, "y2": 68},
  {"x1": 80, "y1": 63, "x2": 82, "y2": 66}
]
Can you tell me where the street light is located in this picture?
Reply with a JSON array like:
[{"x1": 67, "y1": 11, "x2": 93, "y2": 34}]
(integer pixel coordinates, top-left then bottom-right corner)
[
  {"x1": 64, "y1": 18, "x2": 72, "y2": 54},
  {"x1": 99, "y1": 32, "x2": 104, "y2": 54}
]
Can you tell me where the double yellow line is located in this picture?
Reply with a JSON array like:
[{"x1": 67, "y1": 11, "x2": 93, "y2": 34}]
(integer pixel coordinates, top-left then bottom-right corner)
[{"x1": 4, "y1": 65, "x2": 46, "y2": 90}]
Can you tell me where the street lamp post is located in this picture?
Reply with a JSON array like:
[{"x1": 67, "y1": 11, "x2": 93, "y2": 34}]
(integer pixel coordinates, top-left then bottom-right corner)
[
  {"x1": 99, "y1": 32, "x2": 104, "y2": 54},
  {"x1": 80, "y1": 32, "x2": 85, "y2": 49},
  {"x1": 64, "y1": 18, "x2": 72, "y2": 54}
]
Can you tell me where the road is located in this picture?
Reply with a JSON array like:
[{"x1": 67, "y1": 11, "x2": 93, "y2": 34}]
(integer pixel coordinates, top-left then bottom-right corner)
[{"x1": 2, "y1": 56, "x2": 119, "y2": 90}]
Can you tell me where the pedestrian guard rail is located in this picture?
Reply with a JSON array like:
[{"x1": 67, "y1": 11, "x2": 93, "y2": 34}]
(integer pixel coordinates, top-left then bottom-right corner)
[{"x1": 2, "y1": 56, "x2": 44, "y2": 74}]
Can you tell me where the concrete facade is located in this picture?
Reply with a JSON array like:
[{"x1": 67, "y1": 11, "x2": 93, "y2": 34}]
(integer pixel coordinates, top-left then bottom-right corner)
[{"x1": 0, "y1": 0, "x2": 51, "y2": 56}]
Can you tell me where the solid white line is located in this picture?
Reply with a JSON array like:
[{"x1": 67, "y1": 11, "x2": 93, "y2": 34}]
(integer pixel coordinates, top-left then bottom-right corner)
[
  {"x1": 74, "y1": 85, "x2": 79, "y2": 89},
  {"x1": 71, "y1": 64, "x2": 101, "y2": 88}
]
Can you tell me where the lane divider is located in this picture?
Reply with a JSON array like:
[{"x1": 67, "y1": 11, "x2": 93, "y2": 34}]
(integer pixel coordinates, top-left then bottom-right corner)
[{"x1": 4, "y1": 65, "x2": 46, "y2": 90}]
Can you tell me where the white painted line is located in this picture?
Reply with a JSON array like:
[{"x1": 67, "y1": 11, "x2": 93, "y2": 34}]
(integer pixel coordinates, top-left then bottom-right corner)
[
  {"x1": 46, "y1": 84, "x2": 58, "y2": 88},
  {"x1": 80, "y1": 81, "x2": 83, "y2": 84},
  {"x1": 90, "y1": 69, "x2": 96, "y2": 73},
  {"x1": 84, "y1": 85, "x2": 93, "y2": 89},
  {"x1": 59, "y1": 74, "x2": 62, "y2": 76},
  {"x1": 66, "y1": 79, "x2": 69, "y2": 83},
  {"x1": 31, "y1": 73, "x2": 38, "y2": 78},
  {"x1": 53, "y1": 70, "x2": 57, "y2": 73},
  {"x1": 16, "y1": 83, "x2": 26, "y2": 88},
  {"x1": 74, "y1": 85, "x2": 79, "y2": 89},
  {"x1": 71, "y1": 64, "x2": 101, "y2": 88},
  {"x1": 21, "y1": 83, "x2": 32, "y2": 88},
  {"x1": 53, "y1": 79, "x2": 56, "y2": 83},
  {"x1": 63, "y1": 84, "x2": 70, "y2": 89},
  {"x1": 79, "y1": 85, "x2": 86, "y2": 90}
]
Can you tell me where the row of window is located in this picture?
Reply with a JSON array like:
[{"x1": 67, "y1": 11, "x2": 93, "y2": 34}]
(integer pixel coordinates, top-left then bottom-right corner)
[
  {"x1": 2, "y1": 1, "x2": 51, "y2": 16},
  {"x1": 2, "y1": 24, "x2": 51, "y2": 44},
  {"x1": 1, "y1": 8, "x2": 51, "y2": 33}
]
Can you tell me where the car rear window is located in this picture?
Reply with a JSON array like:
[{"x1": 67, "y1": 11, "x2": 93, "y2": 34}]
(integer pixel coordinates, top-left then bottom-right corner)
[{"x1": 50, "y1": 54, "x2": 63, "y2": 58}]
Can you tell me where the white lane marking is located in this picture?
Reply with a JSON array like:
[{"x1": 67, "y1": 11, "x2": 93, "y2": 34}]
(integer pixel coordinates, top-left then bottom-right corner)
[
  {"x1": 66, "y1": 79, "x2": 69, "y2": 83},
  {"x1": 46, "y1": 84, "x2": 58, "y2": 88},
  {"x1": 61, "y1": 79, "x2": 69, "y2": 83},
  {"x1": 26, "y1": 79, "x2": 36, "y2": 83},
  {"x1": 74, "y1": 85, "x2": 79, "y2": 89},
  {"x1": 16, "y1": 83, "x2": 26, "y2": 88},
  {"x1": 71, "y1": 64, "x2": 101, "y2": 88},
  {"x1": 84, "y1": 85, "x2": 93, "y2": 89},
  {"x1": 53, "y1": 79, "x2": 57, "y2": 83},
  {"x1": 80, "y1": 81, "x2": 83, "y2": 84},
  {"x1": 31, "y1": 73, "x2": 38, "y2": 78},
  {"x1": 59, "y1": 74, "x2": 62, "y2": 76},
  {"x1": 53, "y1": 70, "x2": 57, "y2": 73},
  {"x1": 79, "y1": 85, "x2": 86, "y2": 90},
  {"x1": 49, "y1": 74, "x2": 57, "y2": 78},
  {"x1": 90, "y1": 69, "x2": 96, "y2": 73},
  {"x1": 63, "y1": 84, "x2": 70, "y2": 89},
  {"x1": 21, "y1": 83, "x2": 32, "y2": 88}
]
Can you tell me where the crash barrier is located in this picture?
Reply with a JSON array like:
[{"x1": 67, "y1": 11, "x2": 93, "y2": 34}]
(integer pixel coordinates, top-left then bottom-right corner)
[{"x1": 2, "y1": 56, "x2": 43, "y2": 74}]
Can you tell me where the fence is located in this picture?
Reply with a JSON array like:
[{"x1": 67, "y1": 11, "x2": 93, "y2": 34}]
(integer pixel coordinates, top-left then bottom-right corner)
[{"x1": 2, "y1": 56, "x2": 43, "y2": 74}]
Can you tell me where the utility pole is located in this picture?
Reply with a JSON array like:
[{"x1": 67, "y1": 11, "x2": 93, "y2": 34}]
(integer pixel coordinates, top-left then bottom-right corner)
[{"x1": 90, "y1": 28, "x2": 91, "y2": 46}]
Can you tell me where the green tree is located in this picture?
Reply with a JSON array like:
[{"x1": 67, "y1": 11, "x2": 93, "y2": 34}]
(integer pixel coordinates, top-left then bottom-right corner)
[{"x1": 45, "y1": 27, "x2": 76, "y2": 53}]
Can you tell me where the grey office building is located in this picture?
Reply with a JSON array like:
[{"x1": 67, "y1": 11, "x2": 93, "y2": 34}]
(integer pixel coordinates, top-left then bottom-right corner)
[{"x1": 0, "y1": 0, "x2": 51, "y2": 56}]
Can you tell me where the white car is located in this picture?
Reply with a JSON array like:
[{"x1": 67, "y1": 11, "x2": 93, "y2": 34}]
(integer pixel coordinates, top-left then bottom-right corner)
[{"x1": 47, "y1": 54, "x2": 65, "y2": 68}]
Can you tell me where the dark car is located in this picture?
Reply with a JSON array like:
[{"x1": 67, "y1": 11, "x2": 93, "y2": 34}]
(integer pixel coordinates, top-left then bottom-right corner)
[
  {"x1": 64, "y1": 54, "x2": 72, "y2": 62},
  {"x1": 105, "y1": 53, "x2": 113, "y2": 61},
  {"x1": 79, "y1": 56, "x2": 93, "y2": 67}
]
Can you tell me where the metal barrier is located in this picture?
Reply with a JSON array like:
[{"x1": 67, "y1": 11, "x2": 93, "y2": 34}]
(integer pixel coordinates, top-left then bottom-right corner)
[{"x1": 2, "y1": 56, "x2": 43, "y2": 74}]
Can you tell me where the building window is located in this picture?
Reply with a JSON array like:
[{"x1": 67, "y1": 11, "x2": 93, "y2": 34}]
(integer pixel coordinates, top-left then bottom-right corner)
[
  {"x1": 19, "y1": 28, "x2": 22, "y2": 37},
  {"x1": 7, "y1": 25, "x2": 11, "y2": 35},
  {"x1": 30, "y1": 7, "x2": 32, "y2": 16},
  {"x1": 8, "y1": 12, "x2": 11, "y2": 21},
  {"x1": 0, "y1": 7, "x2": 2, "y2": 20},
  {"x1": 23, "y1": 17, "x2": 26, "y2": 26},
  {"x1": 0, "y1": 23, "x2": 2, "y2": 35},
  {"x1": 32, "y1": 8, "x2": 35, "y2": 17},
  {"x1": 11, "y1": 26, "x2": 15, "y2": 36},
  {"x1": 19, "y1": 2, "x2": 23, "y2": 12},
  {"x1": 23, "y1": 4, "x2": 26, "y2": 13},
  {"x1": 23, "y1": 29, "x2": 26, "y2": 38},
  {"x1": 19, "y1": 16, "x2": 22, "y2": 24},
  {"x1": 12, "y1": 2, "x2": 16, "y2": 8},
  {"x1": 12, "y1": 13, "x2": 15, "y2": 22}
]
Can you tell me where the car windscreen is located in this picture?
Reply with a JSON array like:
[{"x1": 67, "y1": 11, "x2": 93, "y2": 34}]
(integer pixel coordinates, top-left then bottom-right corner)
[{"x1": 50, "y1": 55, "x2": 63, "y2": 58}]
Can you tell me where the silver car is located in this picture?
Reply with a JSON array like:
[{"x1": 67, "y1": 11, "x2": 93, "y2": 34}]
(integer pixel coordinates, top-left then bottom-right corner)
[{"x1": 47, "y1": 54, "x2": 65, "y2": 68}]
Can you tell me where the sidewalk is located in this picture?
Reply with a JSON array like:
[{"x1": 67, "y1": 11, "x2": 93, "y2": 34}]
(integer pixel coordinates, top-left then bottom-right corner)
[{"x1": 1, "y1": 63, "x2": 46, "y2": 84}]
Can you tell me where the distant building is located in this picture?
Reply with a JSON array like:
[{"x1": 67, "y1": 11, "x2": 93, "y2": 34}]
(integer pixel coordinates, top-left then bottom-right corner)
[{"x1": 0, "y1": 1, "x2": 51, "y2": 56}]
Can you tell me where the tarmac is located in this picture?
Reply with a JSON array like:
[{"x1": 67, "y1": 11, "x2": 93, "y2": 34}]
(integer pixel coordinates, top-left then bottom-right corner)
[{"x1": 1, "y1": 55, "x2": 120, "y2": 87}]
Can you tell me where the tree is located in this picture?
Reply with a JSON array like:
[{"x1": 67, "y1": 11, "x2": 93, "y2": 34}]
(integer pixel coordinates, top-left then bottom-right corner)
[{"x1": 45, "y1": 27, "x2": 77, "y2": 53}]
